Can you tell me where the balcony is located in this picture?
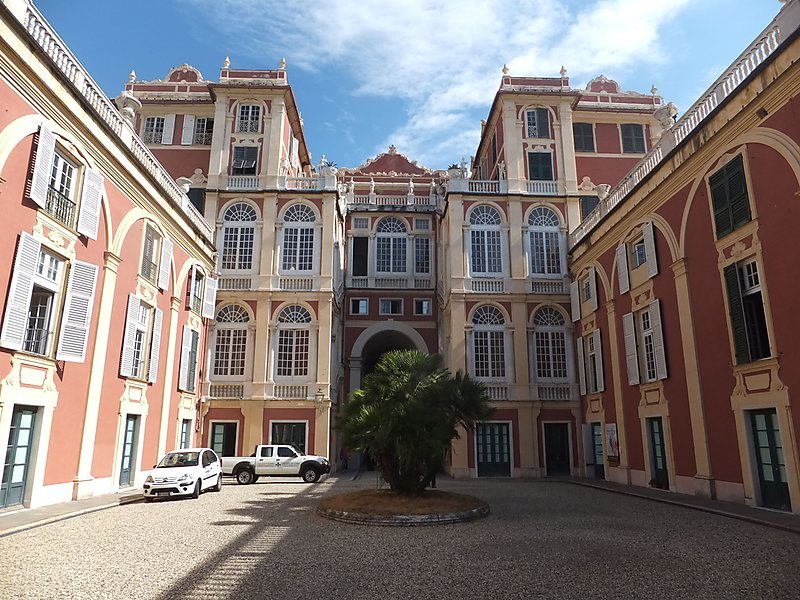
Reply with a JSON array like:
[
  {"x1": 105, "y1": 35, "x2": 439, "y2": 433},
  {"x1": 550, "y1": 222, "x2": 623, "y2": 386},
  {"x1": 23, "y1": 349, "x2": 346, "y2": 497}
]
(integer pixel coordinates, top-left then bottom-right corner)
[
  {"x1": 141, "y1": 131, "x2": 162, "y2": 144},
  {"x1": 447, "y1": 179, "x2": 508, "y2": 194},
  {"x1": 283, "y1": 176, "x2": 321, "y2": 190},
  {"x1": 273, "y1": 384, "x2": 309, "y2": 400},
  {"x1": 207, "y1": 383, "x2": 246, "y2": 399},
  {"x1": 193, "y1": 132, "x2": 213, "y2": 145},
  {"x1": 237, "y1": 120, "x2": 260, "y2": 133},
  {"x1": 227, "y1": 176, "x2": 259, "y2": 190},
  {"x1": 347, "y1": 276, "x2": 435, "y2": 289},
  {"x1": 45, "y1": 186, "x2": 76, "y2": 227},
  {"x1": 279, "y1": 276, "x2": 314, "y2": 291},
  {"x1": 344, "y1": 193, "x2": 437, "y2": 211},
  {"x1": 485, "y1": 385, "x2": 509, "y2": 401},
  {"x1": 533, "y1": 383, "x2": 578, "y2": 402},
  {"x1": 526, "y1": 180, "x2": 558, "y2": 195},
  {"x1": 469, "y1": 279, "x2": 505, "y2": 293},
  {"x1": 218, "y1": 275, "x2": 252, "y2": 291},
  {"x1": 529, "y1": 278, "x2": 569, "y2": 294}
]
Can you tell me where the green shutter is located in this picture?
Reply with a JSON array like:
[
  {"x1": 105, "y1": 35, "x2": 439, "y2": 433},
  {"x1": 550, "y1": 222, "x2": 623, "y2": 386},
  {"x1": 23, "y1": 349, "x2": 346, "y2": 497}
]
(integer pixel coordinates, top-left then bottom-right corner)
[
  {"x1": 726, "y1": 158, "x2": 752, "y2": 229},
  {"x1": 537, "y1": 108, "x2": 550, "y2": 138},
  {"x1": 710, "y1": 172, "x2": 733, "y2": 238},
  {"x1": 724, "y1": 264, "x2": 750, "y2": 364}
]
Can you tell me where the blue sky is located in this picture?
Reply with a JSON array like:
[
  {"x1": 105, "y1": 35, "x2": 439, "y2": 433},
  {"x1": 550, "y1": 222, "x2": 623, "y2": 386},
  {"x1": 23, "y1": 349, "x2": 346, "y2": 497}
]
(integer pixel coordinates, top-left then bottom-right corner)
[{"x1": 38, "y1": 0, "x2": 779, "y2": 170}]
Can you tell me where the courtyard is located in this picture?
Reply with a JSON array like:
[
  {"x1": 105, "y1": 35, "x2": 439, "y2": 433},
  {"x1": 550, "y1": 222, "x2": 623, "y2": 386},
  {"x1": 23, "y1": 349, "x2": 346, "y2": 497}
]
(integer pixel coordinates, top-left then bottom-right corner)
[{"x1": 0, "y1": 476, "x2": 798, "y2": 599}]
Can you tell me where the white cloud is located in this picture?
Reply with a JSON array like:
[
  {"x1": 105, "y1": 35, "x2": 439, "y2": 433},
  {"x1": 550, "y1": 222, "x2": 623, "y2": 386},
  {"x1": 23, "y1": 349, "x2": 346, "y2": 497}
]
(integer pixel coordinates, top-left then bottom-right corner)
[{"x1": 180, "y1": 0, "x2": 691, "y2": 167}]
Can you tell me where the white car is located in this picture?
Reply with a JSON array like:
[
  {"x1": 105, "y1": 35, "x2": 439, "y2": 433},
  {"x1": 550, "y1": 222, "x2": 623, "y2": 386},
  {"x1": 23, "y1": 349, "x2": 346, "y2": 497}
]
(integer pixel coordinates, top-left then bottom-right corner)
[{"x1": 143, "y1": 448, "x2": 222, "y2": 501}]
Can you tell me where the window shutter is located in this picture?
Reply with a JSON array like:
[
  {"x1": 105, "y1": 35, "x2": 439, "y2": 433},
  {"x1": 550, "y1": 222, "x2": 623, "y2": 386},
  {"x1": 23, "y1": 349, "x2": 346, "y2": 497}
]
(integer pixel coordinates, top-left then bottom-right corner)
[
  {"x1": 181, "y1": 115, "x2": 196, "y2": 145},
  {"x1": 723, "y1": 264, "x2": 750, "y2": 364},
  {"x1": 56, "y1": 260, "x2": 99, "y2": 362},
  {"x1": 650, "y1": 299, "x2": 668, "y2": 380},
  {"x1": 589, "y1": 267, "x2": 598, "y2": 312},
  {"x1": 202, "y1": 276, "x2": 217, "y2": 319},
  {"x1": 186, "y1": 265, "x2": 195, "y2": 310},
  {"x1": 727, "y1": 160, "x2": 751, "y2": 229},
  {"x1": 119, "y1": 294, "x2": 140, "y2": 377},
  {"x1": 576, "y1": 337, "x2": 586, "y2": 395},
  {"x1": 643, "y1": 222, "x2": 658, "y2": 277},
  {"x1": 188, "y1": 330, "x2": 199, "y2": 392},
  {"x1": 0, "y1": 232, "x2": 41, "y2": 350},
  {"x1": 537, "y1": 108, "x2": 550, "y2": 137},
  {"x1": 147, "y1": 307, "x2": 163, "y2": 384},
  {"x1": 161, "y1": 114, "x2": 175, "y2": 145},
  {"x1": 622, "y1": 312, "x2": 640, "y2": 386},
  {"x1": 616, "y1": 244, "x2": 630, "y2": 294},
  {"x1": 593, "y1": 329, "x2": 604, "y2": 392},
  {"x1": 76, "y1": 168, "x2": 103, "y2": 240},
  {"x1": 178, "y1": 325, "x2": 191, "y2": 391},
  {"x1": 157, "y1": 237, "x2": 173, "y2": 291},
  {"x1": 29, "y1": 125, "x2": 56, "y2": 208},
  {"x1": 710, "y1": 172, "x2": 733, "y2": 239},
  {"x1": 570, "y1": 281, "x2": 580, "y2": 322}
]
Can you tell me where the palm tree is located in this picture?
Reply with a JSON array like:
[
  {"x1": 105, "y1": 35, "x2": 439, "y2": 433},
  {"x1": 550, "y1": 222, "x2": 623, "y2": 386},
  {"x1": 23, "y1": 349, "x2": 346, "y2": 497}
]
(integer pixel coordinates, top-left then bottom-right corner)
[{"x1": 338, "y1": 350, "x2": 491, "y2": 495}]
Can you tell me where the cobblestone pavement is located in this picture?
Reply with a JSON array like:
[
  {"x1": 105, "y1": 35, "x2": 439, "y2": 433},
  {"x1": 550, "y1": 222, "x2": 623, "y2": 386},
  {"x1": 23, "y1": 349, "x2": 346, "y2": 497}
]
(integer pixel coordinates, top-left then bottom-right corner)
[{"x1": 1, "y1": 476, "x2": 799, "y2": 600}]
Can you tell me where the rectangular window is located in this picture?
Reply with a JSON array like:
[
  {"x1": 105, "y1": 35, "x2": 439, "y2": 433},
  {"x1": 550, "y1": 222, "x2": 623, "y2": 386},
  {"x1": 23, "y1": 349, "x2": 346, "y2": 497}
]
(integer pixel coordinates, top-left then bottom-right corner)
[
  {"x1": 131, "y1": 303, "x2": 153, "y2": 380},
  {"x1": 353, "y1": 217, "x2": 369, "y2": 230},
  {"x1": 379, "y1": 298, "x2": 403, "y2": 315},
  {"x1": 414, "y1": 219, "x2": 430, "y2": 231},
  {"x1": 142, "y1": 116, "x2": 164, "y2": 144},
  {"x1": 46, "y1": 152, "x2": 78, "y2": 228},
  {"x1": 238, "y1": 105, "x2": 261, "y2": 132},
  {"x1": 24, "y1": 250, "x2": 65, "y2": 356},
  {"x1": 631, "y1": 239, "x2": 647, "y2": 268},
  {"x1": 189, "y1": 269, "x2": 203, "y2": 313},
  {"x1": 187, "y1": 188, "x2": 205, "y2": 214},
  {"x1": 231, "y1": 146, "x2": 258, "y2": 176},
  {"x1": 180, "y1": 419, "x2": 192, "y2": 449},
  {"x1": 470, "y1": 230, "x2": 502, "y2": 274},
  {"x1": 581, "y1": 277, "x2": 591, "y2": 302},
  {"x1": 282, "y1": 226, "x2": 314, "y2": 271},
  {"x1": 530, "y1": 230, "x2": 561, "y2": 276},
  {"x1": 709, "y1": 155, "x2": 751, "y2": 239},
  {"x1": 580, "y1": 196, "x2": 599, "y2": 220},
  {"x1": 586, "y1": 334, "x2": 599, "y2": 393},
  {"x1": 350, "y1": 298, "x2": 368, "y2": 315},
  {"x1": 535, "y1": 330, "x2": 567, "y2": 380},
  {"x1": 526, "y1": 108, "x2": 550, "y2": 139},
  {"x1": 277, "y1": 329, "x2": 309, "y2": 377},
  {"x1": 193, "y1": 117, "x2": 214, "y2": 145},
  {"x1": 141, "y1": 224, "x2": 161, "y2": 284},
  {"x1": 725, "y1": 259, "x2": 770, "y2": 364},
  {"x1": 213, "y1": 327, "x2": 246, "y2": 377},
  {"x1": 639, "y1": 308, "x2": 657, "y2": 382},
  {"x1": 474, "y1": 331, "x2": 505, "y2": 378},
  {"x1": 413, "y1": 299, "x2": 432, "y2": 316},
  {"x1": 491, "y1": 135, "x2": 498, "y2": 167},
  {"x1": 573, "y1": 123, "x2": 595, "y2": 152},
  {"x1": 621, "y1": 124, "x2": 646, "y2": 153},
  {"x1": 415, "y1": 237, "x2": 430, "y2": 274},
  {"x1": 527, "y1": 152, "x2": 554, "y2": 181},
  {"x1": 352, "y1": 237, "x2": 369, "y2": 277},
  {"x1": 186, "y1": 329, "x2": 199, "y2": 392}
]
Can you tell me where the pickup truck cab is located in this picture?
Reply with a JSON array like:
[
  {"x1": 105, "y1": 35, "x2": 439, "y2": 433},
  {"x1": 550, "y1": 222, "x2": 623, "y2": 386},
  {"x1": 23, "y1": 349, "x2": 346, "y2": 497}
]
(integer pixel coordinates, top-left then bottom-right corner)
[{"x1": 221, "y1": 444, "x2": 330, "y2": 484}]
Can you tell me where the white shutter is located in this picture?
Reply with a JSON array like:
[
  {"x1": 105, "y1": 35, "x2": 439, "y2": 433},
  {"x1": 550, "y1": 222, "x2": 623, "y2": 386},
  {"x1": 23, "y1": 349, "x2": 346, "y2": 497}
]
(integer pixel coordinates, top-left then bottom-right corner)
[
  {"x1": 147, "y1": 307, "x2": 163, "y2": 384},
  {"x1": 76, "y1": 168, "x2": 103, "y2": 240},
  {"x1": 616, "y1": 244, "x2": 630, "y2": 294},
  {"x1": 570, "y1": 281, "x2": 580, "y2": 322},
  {"x1": 186, "y1": 265, "x2": 195, "y2": 310},
  {"x1": 161, "y1": 114, "x2": 176, "y2": 145},
  {"x1": 202, "y1": 276, "x2": 217, "y2": 319},
  {"x1": 582, "y1": 424, "x2": 594, "y2": 466},
  {"x1": 181, "y1": 115, "x2": 196, "y2": 145},
  {"x1": 0, "y1": 232, "x2": 41, "y2": 350},
  {"x1": 119, "y1": 294, "x2": 140, "y2": 378},
  {"x1": 178, "y1": 325, "x2": 191, "y2": 391},
  {"x1": 622, "y1": 312, "x2": 640, "y2": 386},
  {"x1": 576, "y1": 337, "x2": 586, "y2": 395},
  {"x1": 593, "y1": 329, "x2": 604, "y2": 392},
  {"x1": 56, "y1": 260, "x2": 98, "y2": 362},
  {"x1": 29, "y1": 125, "x2": 56, "y2": 208},
  {"x1": 651, "y1": 299, "x2": 668, "y2": 380},
  {"x1": 589, "y1": 267, "x2": 598, "y2": 312},
  {"x1": 644, "y1": 222, "x2": 658, "y2": 277},
  {"x1": 157, "y1": 237, "x2": 173, "y2": 291}
]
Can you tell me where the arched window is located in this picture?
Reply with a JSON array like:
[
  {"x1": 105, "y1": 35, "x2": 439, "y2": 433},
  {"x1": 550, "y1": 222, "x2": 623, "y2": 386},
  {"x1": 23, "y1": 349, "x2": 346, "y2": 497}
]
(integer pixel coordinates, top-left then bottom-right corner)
[
  {"x1": 532, "y1": 306, "x2": 568, "y2": 381},
  {"x1": 527, "y1": 206, "x2": 563, "y2": 277},
  {"x1": 213, "y1": 305, "x2": 250, "y2": 377},
  {"x1": 469, "y1": 206, "x2": 503, "y2": 275},
  {"x1": 281, "y1": 204, "x2": 316, "y2": 272},
  {"x1": 221, "y1": 203, "x2": 257, "y2": 271},
  {"x1": 276, "y1": 305, "x2": 312, "y2": 377},
  {"x1": 472, "y1": 305, "x2": 506, "y2": 379},
  {"x1": 376, "y1": 217, "x2": 407, "y2": 273}
]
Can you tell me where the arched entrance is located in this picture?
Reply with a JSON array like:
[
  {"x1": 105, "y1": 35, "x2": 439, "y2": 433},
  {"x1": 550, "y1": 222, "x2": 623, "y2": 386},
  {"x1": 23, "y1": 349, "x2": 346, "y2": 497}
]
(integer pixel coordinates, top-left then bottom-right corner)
[{"x1": 361, "y1": 329, "x2": 417, "y2": 377}]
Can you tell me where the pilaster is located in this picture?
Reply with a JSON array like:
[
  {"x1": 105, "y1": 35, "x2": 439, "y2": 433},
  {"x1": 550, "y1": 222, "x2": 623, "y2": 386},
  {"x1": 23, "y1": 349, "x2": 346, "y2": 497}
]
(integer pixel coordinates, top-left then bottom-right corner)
[{"x1": 156, "y1": 296, "x2": 183, "y2": 457}]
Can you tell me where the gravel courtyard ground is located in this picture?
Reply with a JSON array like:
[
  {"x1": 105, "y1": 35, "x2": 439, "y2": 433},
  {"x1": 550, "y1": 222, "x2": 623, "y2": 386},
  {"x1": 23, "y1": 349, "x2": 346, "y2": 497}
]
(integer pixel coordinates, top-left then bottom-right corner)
[{"x1": 1, "y1": 475, "x2": 799, "y2": 600}]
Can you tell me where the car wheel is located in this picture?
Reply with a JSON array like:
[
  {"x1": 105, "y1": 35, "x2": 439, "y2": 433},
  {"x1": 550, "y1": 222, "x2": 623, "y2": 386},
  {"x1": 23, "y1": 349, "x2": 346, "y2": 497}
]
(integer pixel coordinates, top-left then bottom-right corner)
[
  {"x1": 301, "y1": 467, "x2": 320, "y2": 483},
  {"x1": 236, "y1": 468, "x2": 255, "y2": 485},
  {"x1": 192, "y1": 479, "x2": 201, "y2": 499},
  {"x1": 252, "y1": 476, "x2": 260, "y2": 483},
  {"x1": 211, "y1": 474, "x2": 222, "y2": 492}
]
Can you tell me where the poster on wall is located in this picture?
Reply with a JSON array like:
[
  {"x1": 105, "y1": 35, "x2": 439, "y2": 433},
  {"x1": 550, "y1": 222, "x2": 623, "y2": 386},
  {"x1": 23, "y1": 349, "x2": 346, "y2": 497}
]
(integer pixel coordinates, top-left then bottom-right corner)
[{"x1": 605, "y1": 423, "x2": 619, "y2": 458}]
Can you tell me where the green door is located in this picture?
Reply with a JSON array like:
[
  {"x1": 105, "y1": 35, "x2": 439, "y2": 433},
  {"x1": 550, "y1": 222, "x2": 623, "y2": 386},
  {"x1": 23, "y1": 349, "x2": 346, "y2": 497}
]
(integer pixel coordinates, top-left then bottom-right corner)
[
  {"x1": 180, "y1": 419, "x2": 192, "y2": 449},
  {"x1": 1, "y1": 407, "x2": 37, "y2": 508},
  {"x1": 591, "y1": 423, "x2": 605, "y2": 480},
  {"x1": 271, "y1": 422, "x2": 307, "y2": 454},
  {"x1": 750, "y1": 409, "x2": 791, "y2": 511},
  {"x1": 118, "y1": 415, "x2": 139, "y2": 487},
  {"x1": 476, "y1": 423, "x2": 511, "y2": 477},
  {"x1": 647, "y1": 417, "x2": 669, "y2": 489},
  {"x1": 211, "y1": 422, "x2": 237, "y2": 457}
]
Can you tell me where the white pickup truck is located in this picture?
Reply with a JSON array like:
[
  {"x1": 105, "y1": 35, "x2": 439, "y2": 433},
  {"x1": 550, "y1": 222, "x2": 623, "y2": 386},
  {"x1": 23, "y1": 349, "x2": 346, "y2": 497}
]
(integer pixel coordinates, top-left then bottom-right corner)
[{"x1": 221, "y1": 444, "x2": 330, "y2": 484}]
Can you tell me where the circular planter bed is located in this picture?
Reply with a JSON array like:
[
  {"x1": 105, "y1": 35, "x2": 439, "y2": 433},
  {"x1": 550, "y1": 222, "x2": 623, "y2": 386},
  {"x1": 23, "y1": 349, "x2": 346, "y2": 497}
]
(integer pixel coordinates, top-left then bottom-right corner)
[{"x1": 317, "y1": 489, "x2": 489, "y2": 526}]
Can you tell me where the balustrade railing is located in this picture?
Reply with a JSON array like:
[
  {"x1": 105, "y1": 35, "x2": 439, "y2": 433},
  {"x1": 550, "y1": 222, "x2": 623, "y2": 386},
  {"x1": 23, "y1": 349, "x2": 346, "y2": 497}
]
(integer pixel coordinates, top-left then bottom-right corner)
[
  {"x1": 279, "y1": 276, "x2": 314, "y2": 291},
  {"x1": 535, "y1": 384, "x2": 576, "y2": 402},
  {"x1": 45, "y1": 186, "x2": 76, "y2": 227},
  {"x1": 470, "y1": 279, "x2": 505, "y2": 293},
  {"x1": 274, "y1": 384, "x2": 309, "y2": 400},
  {"x1": 208, "y1": 383, "x2": 245, "y2": 399},
  {"x1": 526, "y1": 180, "x2": 558, "y2": 195},
  {"x1": 485, "y1": 385, "x2": 509, "y2": 401},
  {"x1": 218, "y1": 276, "x2": 251, "y2": 291},
  {"x1": 227, "y1": 176, "x2": 259, "y2": 190},
  {"x1": 21, "y1": 7, "x2": 213, "y2": 241},
  {"x1": 569, "y1": 6, "x2": 796, "y2": 247},
  {"x1": 530, "y1": 278, "x2": 569, "y2": 295},
  {"x1": 284, "y1": 176, "x2": 322, "y2": 191}
]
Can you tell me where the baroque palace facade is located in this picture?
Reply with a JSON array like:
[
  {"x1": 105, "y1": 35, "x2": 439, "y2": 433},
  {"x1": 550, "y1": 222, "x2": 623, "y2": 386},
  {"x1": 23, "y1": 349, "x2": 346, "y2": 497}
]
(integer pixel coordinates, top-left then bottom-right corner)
[{"x1": 1, "y1": 0, "x2": 800, "y2": 514}]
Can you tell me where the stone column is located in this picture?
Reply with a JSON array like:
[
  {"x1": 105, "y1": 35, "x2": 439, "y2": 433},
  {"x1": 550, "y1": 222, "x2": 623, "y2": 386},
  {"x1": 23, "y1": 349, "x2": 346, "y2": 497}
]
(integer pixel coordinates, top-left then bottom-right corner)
[{"x1": 156, "y1": 296, "x2": 183, "y2": 457}]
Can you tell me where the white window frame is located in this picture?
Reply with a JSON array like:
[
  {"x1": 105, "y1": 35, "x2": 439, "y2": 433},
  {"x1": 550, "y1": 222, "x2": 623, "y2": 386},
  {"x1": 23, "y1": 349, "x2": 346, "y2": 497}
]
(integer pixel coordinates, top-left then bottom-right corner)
[
  {"x1": 530, "y1": 307, "x2": 571, "y2": 384},
  {"x1": 349, "y1": 298, "x2": 368, "y2": 316},
  {"x1": 525, "y1": 107, "x2": 551, "y2": 139},
  {"x1": 273, "y1": 305, "x2": 314, "y2": 380},
  {"x1": 142, "y1": 116, "x2": 165, "y2": 144},
  {"x1": 413, "y1": 298, "x2": 432, "y2": 316},
  {"x1": 212, "y1": 305, "x2": 250, "y2": 378},
  {"x1": 525, "y1": 206, "x2": 565, "y2": 278},
  {"x1": 470, "y1": 305, "x2": 509, "y2": 382},
  {"x1": 280, "y1": 204, "x2": 317, "y2": 274},
  {"x1": 375, "y1": 217, "x2": 408, "y2": 274},
  {"x1": 237, "y1": 104, "x2": 261, "y2": 133},
  {"x1": 379, "y1": 298, "x2": 403, "y2": 316},
  {"x1": 219, "y1": 202, "x2": 258, "y2": 273},
  {"x1": 414, "y1": 236, "x2": 431, "y2": 275},
  {"x1": 468, "y1": 205, "x2": 505, "y2": 278},
  {"x1": 23, "y1": 249, "x2": 65, "y2": 357}
]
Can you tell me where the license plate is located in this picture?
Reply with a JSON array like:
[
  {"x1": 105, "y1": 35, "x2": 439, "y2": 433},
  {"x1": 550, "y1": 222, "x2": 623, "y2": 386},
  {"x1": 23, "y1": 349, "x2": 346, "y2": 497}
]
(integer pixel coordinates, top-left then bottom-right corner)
[{"x1": 155, "y1": 491, "x2": 170, "y2": 497}]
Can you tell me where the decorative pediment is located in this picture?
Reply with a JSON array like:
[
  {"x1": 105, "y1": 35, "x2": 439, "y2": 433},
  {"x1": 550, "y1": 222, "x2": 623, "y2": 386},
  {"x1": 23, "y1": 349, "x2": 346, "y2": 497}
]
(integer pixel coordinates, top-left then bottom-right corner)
[{"x1": 344, "y1": 147, "x2": 436, "y2": 176}]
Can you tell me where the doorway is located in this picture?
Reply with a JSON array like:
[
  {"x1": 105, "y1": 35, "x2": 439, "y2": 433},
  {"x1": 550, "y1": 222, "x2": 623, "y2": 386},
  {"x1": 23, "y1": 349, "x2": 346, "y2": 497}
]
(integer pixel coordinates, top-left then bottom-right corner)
[
  {"x1": 544, "y1": 422, "x2": 571, "y2": 476},
  {"x1": 1, "y1": 406, "x2": 38, "y2": 508},
  {"x1": 118, "y1": 415, "x2": 139, "y2": 488},
  {"x1": 476, "y1": 422, "x2": 511, "y2": 477},
  {"x1": 271, "y1": 422, "x2": 308, "y2": 454},
  {"x1": 591, "y1": 422, "x2": 605, "y2": 480},
  {"x1": 749, "y1": 409, "x2": 791, "y2": 511},
  {"x1": 210, "y1": 422, "x2": 237, "y2": 457},
  {"x1": 647, "y1": 417, "x2": 669, "y2": 489}
]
